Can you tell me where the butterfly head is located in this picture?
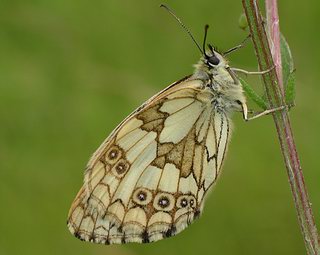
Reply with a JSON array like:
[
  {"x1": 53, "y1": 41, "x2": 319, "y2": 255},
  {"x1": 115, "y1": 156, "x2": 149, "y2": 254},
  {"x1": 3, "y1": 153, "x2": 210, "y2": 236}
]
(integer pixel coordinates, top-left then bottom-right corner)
[{"x1": 203, "y1": 44, "x2": 227, "y2": 69}]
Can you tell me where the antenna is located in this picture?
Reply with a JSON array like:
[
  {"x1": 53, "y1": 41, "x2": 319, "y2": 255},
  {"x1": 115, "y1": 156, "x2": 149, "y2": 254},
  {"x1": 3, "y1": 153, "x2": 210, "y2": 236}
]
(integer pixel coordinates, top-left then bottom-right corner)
[
  {"x1": 160, "y1": 4, "x2": 204, "y2": 55},
  {"x1": 223, "y1": 34, "x2": 251, "y2": 56},
  {"x1": 203, "y1": 24, "x2": 209, "y2": 57}
]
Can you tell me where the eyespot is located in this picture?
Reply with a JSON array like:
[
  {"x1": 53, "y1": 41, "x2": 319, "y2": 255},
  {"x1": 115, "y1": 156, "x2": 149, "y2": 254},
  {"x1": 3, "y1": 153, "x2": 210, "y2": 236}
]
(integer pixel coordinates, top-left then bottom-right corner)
[
  {"x1": 177, "y1": 195, "x2": 197, "y2": 209},
  {"x1": 153, "y1": 192, "x2": 175, "y2": 211},
  {"x1": 132, "y1": 188, "x2": 152, "y2": 206},
  {"x1": 111, "y1": 159, "x2": 129, "y2": 177},
  {"x1": 180, "y1": 198, "x2": 188, "y2": 208},
  {"x1": 108, "y1": 150, "x2": 118, "y2": 159},
  {"x1": 116, "y1": 162, "x2": 126, "y2": 174},
  {"x1": 105, "y1": 145, "x2": 122, "y2": 164},
  {"x1": 138, "y1": 192, "x2": 147, "y2": 201},
  {"x1": 189, "y1": 197, "x2": 196, "y2": 208},
  {"x1": 158, "y1": 196, "x2": 170, "y2": 208}
]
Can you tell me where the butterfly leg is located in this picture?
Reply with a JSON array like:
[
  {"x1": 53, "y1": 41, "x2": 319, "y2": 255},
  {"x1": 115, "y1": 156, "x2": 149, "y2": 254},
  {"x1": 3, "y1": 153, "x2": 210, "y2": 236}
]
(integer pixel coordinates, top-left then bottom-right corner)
[
  {"x1": 244, "y1": 105, "x2": 287, "y2": 121},
  {"x1": 231, "y1": 65, "x2": 275, "y2": 76}
]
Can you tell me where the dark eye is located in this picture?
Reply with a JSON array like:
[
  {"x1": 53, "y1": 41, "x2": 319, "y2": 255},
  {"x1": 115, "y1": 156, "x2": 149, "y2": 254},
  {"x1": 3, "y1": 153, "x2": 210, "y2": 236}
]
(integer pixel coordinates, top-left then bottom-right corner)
[{"x1": 207, "y1": 55, "x2": 220, "y2": 66}]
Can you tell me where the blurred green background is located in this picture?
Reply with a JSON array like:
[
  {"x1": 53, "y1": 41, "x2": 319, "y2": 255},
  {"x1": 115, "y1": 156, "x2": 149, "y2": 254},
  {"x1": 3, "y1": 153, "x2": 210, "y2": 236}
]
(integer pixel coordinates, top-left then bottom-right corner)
[{"x1": 1, "y1": 0, "x2": 319, "y2": 254}]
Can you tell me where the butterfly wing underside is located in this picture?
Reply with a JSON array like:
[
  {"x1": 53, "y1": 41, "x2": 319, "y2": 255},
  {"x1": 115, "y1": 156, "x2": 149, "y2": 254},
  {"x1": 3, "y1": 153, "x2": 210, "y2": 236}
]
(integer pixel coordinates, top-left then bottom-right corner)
[{"x1": 67, "y1": 77, "x2": 231, "y2": 244}]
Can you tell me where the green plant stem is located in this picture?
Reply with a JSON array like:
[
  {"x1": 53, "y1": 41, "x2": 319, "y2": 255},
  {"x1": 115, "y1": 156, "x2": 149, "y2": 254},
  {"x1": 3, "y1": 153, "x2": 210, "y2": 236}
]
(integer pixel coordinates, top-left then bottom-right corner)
[{"x1": 242, "y1": 0, "x2": 320, "y2": 254}]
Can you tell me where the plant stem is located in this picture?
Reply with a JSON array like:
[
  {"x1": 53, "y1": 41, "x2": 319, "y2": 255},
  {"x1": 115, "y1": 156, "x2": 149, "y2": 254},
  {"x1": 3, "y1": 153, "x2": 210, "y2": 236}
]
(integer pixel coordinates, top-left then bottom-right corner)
[{"x1": 241, "y1": 0, "x2": 320, "y2": 254}]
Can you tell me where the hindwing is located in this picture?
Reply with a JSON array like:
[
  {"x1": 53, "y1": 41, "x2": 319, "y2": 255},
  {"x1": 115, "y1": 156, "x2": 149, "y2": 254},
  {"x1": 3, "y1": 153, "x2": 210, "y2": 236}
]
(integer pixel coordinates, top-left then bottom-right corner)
[{"x1": 67, "y1": 77, "x2": 231, "y2": 244}]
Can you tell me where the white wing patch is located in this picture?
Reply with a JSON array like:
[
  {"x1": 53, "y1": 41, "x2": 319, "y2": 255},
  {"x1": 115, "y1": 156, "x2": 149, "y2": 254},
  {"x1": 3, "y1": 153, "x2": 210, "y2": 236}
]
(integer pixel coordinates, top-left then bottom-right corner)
[
  {"x1": 112, "y1": 140, "x2": 157, "y2": 205},
  {"x1": 159, "y1": 100, "x2": 203, "y2": 143},
  {"x1": 158, "y1": 163, "x2": 180, "y2": 193},
  {"x1": 124, "y1": 131, "x2": 157, "y2": 163},
  {"x1": 117, "y1": 118, "x2": 144, "y2": 140},
  {"x1": 136, "y1": 165, "x2": 162, "y2": 190},
  {"x1": 67, "y1": 78, "x2": 231, "y2": 244},
  {"x1": 178, "y1": 174, "x2": 198, "y2": 196},
  {"x1": 160, "y1": 98, "x2": 195, "y2": 114}
]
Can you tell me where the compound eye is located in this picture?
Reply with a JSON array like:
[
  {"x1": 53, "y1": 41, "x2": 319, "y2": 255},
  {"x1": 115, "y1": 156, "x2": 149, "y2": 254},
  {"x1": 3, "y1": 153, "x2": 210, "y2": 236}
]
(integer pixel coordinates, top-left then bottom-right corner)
[{"x1": 208, "y1": 55, "x2": 220, "y2": 66}]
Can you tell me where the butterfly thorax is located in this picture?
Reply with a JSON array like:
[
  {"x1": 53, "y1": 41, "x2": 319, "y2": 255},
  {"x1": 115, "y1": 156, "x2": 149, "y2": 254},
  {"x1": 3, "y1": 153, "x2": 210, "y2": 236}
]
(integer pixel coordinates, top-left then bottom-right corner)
[{"x1": 193, "y1": 54, "x2": 246, "y2": 115}]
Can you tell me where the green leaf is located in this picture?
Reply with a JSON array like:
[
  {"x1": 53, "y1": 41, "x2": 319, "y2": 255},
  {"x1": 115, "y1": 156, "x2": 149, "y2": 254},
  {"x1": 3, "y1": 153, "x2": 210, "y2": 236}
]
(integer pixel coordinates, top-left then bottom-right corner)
[
  {"x1": 280, "y1": 33, "x2": 296, "y2": 103},
  {"x1": 239, "y1": 77, "x2": 268, "y2": 109},
  {"x1": 238, "y1": 13, "x2": 248, "y2": 30},
  {"x1": 285, "y1": 71, "x2": 296, "y2": 105}
]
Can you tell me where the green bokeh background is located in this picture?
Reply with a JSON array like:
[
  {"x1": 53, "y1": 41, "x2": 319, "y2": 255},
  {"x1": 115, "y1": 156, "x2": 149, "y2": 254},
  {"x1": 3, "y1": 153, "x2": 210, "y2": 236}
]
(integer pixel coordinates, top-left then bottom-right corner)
[{"x1": 1, "y1": 1, "x2": 319, "y2": 255}]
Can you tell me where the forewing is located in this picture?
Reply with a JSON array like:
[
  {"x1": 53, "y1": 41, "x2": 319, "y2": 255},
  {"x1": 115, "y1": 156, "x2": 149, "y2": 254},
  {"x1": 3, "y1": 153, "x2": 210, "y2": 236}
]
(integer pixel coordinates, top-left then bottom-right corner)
[{"x1": 67, "y1": 77, "x2": 231, "y2": 244}]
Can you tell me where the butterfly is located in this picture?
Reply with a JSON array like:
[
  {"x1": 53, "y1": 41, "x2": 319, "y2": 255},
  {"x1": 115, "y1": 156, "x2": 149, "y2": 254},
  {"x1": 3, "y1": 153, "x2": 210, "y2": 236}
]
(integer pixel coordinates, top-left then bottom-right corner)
[{"x1": 67, "y1": 6, "x2": 264, "y2": 245}]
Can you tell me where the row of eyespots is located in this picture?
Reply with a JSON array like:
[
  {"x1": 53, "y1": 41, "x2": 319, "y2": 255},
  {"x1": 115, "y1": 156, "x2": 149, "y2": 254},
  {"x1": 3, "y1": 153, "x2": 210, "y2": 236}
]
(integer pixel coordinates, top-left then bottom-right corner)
[
  {"x1": 132, "y1": 187, "x2": 196, "y2": 211},
  {"x1": 105, "y1": 145, "x2": 130, "y2": 177}
]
